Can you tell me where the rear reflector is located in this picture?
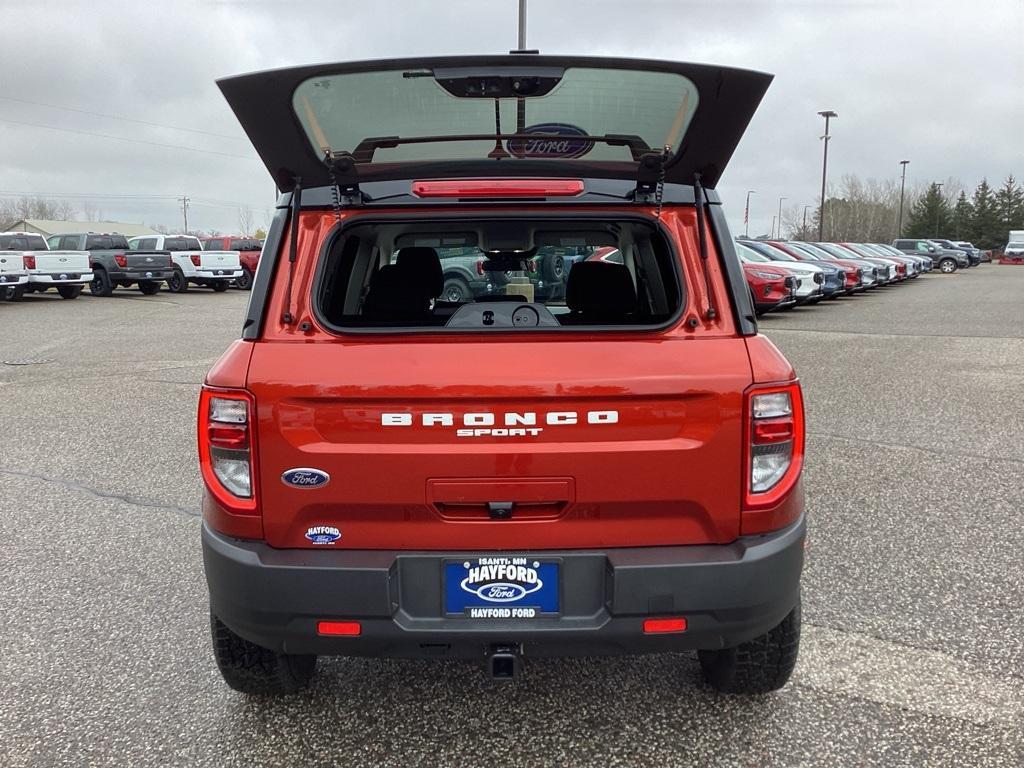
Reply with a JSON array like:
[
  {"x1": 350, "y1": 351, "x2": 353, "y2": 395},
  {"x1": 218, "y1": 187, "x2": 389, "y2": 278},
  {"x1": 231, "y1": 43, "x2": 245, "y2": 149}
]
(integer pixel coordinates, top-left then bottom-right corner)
[
  {"x1": 412, "y1": 179, "x2": 584, "y2": 198},
  {"x1": 317, "y1": 621, "x2": 362, "y2": 637},
  {"x1": 643, "y1": 617, "x2": 687, "y2": 634}
]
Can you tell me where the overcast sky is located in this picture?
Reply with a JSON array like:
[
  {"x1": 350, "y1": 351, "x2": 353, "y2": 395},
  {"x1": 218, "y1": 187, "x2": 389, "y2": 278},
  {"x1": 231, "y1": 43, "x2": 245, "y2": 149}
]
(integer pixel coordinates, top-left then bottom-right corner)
[{"x1": 2, "y1": 0, "x2": 1021, "y2": 236}]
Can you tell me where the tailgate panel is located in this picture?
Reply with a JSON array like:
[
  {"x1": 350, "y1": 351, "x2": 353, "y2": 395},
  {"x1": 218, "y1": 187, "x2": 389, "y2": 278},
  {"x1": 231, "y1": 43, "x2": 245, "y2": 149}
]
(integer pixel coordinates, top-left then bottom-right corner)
[{"x1": 248, "y1": 338, "x2": 752, "y2": 550}]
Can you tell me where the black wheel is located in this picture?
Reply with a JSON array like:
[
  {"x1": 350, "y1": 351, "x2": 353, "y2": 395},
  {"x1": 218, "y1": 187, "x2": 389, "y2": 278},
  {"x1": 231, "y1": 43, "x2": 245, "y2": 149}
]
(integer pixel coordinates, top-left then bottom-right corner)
[
  {"x1": 168, "y1": 268, "x2": 189, "y2": 293},
  {"x1": 235, "y1": 267, "x2": 254, "y2": 291},
  {"x1": 138, "y1": 281, "x2": 161, "y2": 295},
  {"x1": 57, "y1": 285, "x2": 83, "y2": 300},
  {"x1": 541, "y1": 253, "x2": 566, "y2": 283},
  {"x1": 6, "y1": 285, "x2": 26, "y2": 302},
  {"x1": 698, "y1": 600, "x2": 801, "y2": 694},
  {"x1": 442, "y1": 276, "x2": 473, "y2": 303},
  {"x1": 210, "y1": 611, "x2": 316, "y2": 695},
  {"x1": 89, "y1": 268, "x2": 114, "y2": 297},
  {"x1": 211, "y1": 281, "x2": 229, "y2": 293},
  {"x1": 939, "y1": 258, "x2": 957, "y2": 274}
]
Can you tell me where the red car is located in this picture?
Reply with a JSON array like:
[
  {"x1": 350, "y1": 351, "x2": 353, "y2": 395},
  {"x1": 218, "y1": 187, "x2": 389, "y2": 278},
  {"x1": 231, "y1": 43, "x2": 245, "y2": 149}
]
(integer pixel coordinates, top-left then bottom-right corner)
[
  {"x1": 741, "y1": 262, "x2": 798, "y2": 314},
  {"x1": 200, "y1": 235, "x2": 263, "y2": 289},
  {"x1": 200, "y1": 55, "x2": 806, "y2": 696}
]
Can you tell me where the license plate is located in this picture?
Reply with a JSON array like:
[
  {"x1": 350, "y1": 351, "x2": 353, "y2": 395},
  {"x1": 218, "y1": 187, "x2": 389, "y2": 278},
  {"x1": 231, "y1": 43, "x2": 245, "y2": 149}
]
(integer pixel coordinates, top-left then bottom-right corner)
[{"x1": 445, "y1": 557, "x2": 559, "y2": 618}]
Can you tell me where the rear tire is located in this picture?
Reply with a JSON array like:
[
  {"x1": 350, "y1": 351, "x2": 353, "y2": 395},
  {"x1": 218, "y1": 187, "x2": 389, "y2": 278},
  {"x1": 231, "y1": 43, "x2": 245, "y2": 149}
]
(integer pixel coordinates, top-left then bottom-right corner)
[
  {"x1": 939, "y1": 258, "x2": 957, "y2": 274},
  {"x1": 168, "y1": 268, "x2": 189, "y2": 293},
  {"x1": 57, "y1": 285, "x2": 83, "y2": 300},
  {"x1": 89, "y1": 268, "x2": 114, "y2": 297},
  {"x1": 235, "y1": 267, "x2": 253, "y2": 290},
  {"x1": 211, "y1": 281, "x2": 229, "y2": 293},
  {"x1": 210, "y1": 611, "x2": 316, "y2": 695},
  {"x1": 7, "y1": 285, "x2": 26, "y2": 302},
  {"x1": 698, "y1": 600, "x2": 801, "y2": 694},
  {"x1": 442, "y1": 276, "x2": 473, "y2": 303},
  {"x1": 138, "y1": 281, "x2": 161, "y2": 295}
]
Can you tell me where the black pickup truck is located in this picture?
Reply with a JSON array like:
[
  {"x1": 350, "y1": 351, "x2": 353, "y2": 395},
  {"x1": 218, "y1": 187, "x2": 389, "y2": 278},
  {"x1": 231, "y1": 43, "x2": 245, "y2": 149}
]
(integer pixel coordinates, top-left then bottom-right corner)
[{"x1": 46, "y1": 233, "x2": 174, "y2": 296}]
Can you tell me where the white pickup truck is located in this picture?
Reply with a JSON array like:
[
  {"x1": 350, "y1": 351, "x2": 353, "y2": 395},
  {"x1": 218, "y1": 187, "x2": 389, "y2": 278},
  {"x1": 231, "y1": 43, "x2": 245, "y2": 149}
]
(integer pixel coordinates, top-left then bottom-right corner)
[
  {"x1": 0, "y1": 250, "x2": 29, "y2": 299},
  {"x1": 127, "y1": 235, "x2": 242, "y2": 293},
  {"x1": 0, "y1": 231, "x2": 93, "y2": 300}
]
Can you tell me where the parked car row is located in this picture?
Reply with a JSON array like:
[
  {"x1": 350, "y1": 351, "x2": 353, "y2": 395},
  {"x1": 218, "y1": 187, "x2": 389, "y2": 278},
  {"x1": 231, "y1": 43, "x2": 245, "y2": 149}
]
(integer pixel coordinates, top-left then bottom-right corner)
[
  {"x1": 0, "y1": 231, "x2": 260, "y2": 301},
  {"x1": 735, "y1": 237, "x2": 987, "y2": 315}
]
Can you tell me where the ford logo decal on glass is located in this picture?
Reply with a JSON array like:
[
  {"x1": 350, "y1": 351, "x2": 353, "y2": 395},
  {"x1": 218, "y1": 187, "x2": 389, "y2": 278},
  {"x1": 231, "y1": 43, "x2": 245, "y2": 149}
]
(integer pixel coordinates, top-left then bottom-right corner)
[
  {"x1": 507, "y1": 122, "x2": 594, "y2": 159},
  {"x1": 282, "y1": 468, "x2": 330, "y2": 488}
]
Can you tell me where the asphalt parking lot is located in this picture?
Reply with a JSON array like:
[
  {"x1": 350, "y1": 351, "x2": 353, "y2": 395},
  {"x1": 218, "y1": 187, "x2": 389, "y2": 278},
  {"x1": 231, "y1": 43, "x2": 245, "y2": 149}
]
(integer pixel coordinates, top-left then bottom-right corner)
[{"x1": 1, "y1": 268, "x2": 1022, "y2": 767}]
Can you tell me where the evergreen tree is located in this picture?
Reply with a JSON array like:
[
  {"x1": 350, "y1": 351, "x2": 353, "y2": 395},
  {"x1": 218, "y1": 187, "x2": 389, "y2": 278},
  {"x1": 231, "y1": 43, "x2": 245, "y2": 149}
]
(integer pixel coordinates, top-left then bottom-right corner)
[
  {"x1": 952, "y1": 191, "x2": 973, "y2": 241},
  {"x1": 968, "y1": 179, "x2": 999, "y2": 248},
  {"x1": 904, "y1": 183, "x2": 951, "y2": 239},
  {"x1": 993, "y1": 175, "x2": 1024, "y2": 244}
]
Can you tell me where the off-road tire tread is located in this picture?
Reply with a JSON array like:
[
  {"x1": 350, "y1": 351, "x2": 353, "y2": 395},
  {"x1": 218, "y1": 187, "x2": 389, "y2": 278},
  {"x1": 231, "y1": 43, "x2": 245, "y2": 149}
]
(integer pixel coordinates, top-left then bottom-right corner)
[
  {"x1": 210, "y1": 611, "x2": 316, "y2": 695},
  {"x1": 698, "y1": 601, "x2": 801, "y2": 694}
]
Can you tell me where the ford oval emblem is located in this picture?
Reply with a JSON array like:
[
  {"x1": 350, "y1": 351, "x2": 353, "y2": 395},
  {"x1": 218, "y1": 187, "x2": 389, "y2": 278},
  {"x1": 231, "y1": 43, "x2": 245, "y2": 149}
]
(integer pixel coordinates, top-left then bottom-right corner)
[
  {"x1": 507, "y1": 122, "x2": 594, "y2": 159},
  {"x1": 282, "y1": 468, "x2": 330, "y2": 488}
]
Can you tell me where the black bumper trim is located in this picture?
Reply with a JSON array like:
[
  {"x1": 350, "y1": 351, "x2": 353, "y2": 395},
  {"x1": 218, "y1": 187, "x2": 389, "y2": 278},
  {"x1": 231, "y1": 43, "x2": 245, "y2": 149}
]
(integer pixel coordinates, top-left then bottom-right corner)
[{"x1": 203, "y1": 517, "x2": 805, "y2": 658}]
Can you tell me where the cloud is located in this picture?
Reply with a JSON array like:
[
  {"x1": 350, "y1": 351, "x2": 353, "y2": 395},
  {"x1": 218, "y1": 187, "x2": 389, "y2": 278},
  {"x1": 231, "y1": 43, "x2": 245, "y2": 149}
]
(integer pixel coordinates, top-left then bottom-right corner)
[{"x1": 1, "y1": 0, "x2": 1020, "y2": 234}]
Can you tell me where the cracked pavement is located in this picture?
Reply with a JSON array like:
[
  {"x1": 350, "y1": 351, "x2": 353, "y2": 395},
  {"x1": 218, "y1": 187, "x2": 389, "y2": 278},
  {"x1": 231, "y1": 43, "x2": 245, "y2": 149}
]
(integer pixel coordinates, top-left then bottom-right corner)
[{"x1": 1, "y1": 270, "x2": 1023, "y2": 767}]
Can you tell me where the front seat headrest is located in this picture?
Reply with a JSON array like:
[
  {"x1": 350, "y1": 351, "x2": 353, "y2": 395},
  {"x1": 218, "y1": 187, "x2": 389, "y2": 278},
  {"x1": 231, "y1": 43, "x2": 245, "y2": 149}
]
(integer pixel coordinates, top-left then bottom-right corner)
[
  {"x1": 396, "y1": 247, "x2": 443, "y2": 299},
  {"x1": 565, "y1": 262, "x2": 637, "y2": 319}
]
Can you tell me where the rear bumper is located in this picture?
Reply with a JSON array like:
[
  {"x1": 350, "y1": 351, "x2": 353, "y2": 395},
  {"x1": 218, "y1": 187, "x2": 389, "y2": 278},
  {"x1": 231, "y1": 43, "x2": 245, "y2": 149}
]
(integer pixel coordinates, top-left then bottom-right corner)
[
  {"x1": 203, "y1": 516, "x2": 806, "y2": 658},
  {"x1": 28, "y1": 271, "x2": 93, "y2": 285},
  {"x1": 110, "y1": 268, "x2": 173, "y2": 281},
  {"x1": 194, "y1": 269, "x2": 243, "y2": 280},
  {"x1": 0, "y1": 274, "x2": 28, "y2": 286}
]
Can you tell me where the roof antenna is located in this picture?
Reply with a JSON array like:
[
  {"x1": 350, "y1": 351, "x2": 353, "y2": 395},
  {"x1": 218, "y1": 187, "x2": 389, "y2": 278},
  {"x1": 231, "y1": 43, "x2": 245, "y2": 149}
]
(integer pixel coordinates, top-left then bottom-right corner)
[{"x1": 510, "y1": 0, "x2": 539, "y2": 54}]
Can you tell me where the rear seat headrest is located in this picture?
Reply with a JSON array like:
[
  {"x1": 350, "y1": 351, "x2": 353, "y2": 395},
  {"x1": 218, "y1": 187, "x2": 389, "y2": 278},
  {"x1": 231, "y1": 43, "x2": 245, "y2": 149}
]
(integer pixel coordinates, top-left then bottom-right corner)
[
  {"x1": 363, "y1": 264, "x2": 430, "y2": 320},
  {"x1": 396, "y1": 247, "x2": 443, "y2": 299},
  {"x1": 566, "y1": 262, "x2": 637, "y2": 318}
]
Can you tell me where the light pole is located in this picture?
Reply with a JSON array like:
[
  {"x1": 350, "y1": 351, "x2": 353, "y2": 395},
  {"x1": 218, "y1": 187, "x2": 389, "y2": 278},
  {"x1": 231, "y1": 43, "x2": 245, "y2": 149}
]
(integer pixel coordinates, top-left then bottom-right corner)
[
  {"x1": 817, "y1": 110, "x2": 837, "y2": 241},
  {"x1": 179, "y1": 195, "x2": 190, "y2": 234},
  {"x1": 934, "y1": 182, "x2": 944, "y2": 237},
  {"x1": 517, "y1": 0, "x2": 527, "y2": 48},
  {"x1": 776, "y1": 197, "x2": 787, "y2": 239},
  {"x1": 803, "y1": 205, "x2": 812, "y2": 234},
  {"x1": 897, "y1": 160, "x2": 909, "y2": 238},
  {"x1": 770, "y1": 215, "x2": 776, "y2": 240},
  {"x1": 744, "y1": 190, "x2": 756, "y2": 237}
]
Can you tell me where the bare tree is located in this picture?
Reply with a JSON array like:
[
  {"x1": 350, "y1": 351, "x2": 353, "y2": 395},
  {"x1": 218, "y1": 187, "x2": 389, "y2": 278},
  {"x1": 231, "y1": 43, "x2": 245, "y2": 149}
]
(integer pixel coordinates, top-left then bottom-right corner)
[
  {"x1": 0, "y1": 196, "x2": 77, "y2": 230},
  {"x1": 238, "y1": 206, "x2": 254, "y2": 236},
  {"x1": 779, "y1": 175, "x2": 965, "y2": 243},
  {"x1": 81, "y1": 201, "x2": 104, "y2": 222}
]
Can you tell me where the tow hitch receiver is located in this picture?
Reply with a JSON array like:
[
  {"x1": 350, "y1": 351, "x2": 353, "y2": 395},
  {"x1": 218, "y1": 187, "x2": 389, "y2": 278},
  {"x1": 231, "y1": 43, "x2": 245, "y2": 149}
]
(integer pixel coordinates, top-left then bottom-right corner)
[{"x1": 488, "y1": 645, "x2": 522, "y2": 681}]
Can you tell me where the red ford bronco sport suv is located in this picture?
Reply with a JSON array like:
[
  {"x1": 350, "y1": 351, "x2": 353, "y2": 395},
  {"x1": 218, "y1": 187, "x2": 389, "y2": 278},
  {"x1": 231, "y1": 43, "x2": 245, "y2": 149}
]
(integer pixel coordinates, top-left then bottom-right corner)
[{"x1": 200, "y1": 55, "x2": 806, "y2": 695}]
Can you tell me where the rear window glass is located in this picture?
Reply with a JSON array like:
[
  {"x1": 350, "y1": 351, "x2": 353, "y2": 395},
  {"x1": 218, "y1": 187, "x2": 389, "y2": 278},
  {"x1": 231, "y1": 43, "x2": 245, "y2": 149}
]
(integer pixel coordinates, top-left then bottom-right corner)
[
  {"x1": 163, "y1": 237, "x2": 190, "y2": 251},
  {"x1": 86, "y1": 235, "x2": 129, "y2": 249},
  {"x1": 315, "y1": 219, "x2": 682, "y2": 332},
  {"x1": 229, "y1": 239, "x2": 262, "y2": 251},
  {"x1": 294, "y1": 66, "x2": 699, "y2": 165},
  {"x1": 0, "y1": 234, "x2": 45, "y2": 250}
]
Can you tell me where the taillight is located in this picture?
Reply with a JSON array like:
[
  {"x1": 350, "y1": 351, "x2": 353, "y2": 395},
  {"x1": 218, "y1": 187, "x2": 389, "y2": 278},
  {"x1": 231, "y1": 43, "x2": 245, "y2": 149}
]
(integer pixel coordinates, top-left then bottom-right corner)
[
  {"x1": 198, "y1": 387, "x2": 257, "y2": 514},
  {"x1": 23, "y1": 254, "x2": 36, "y2": 270},
  {"x1": 190, "y1": 254, "x2": 201, "y2": 267},
  {"x1": 475, "y1": 260, "x2": 484, "y2": 276},
  {"x1": 743, "y1": 382, "x2": 804, "y2": 513},
  {"x1": 114, "y1": 253, "x2": 127, "y2": 268}
]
